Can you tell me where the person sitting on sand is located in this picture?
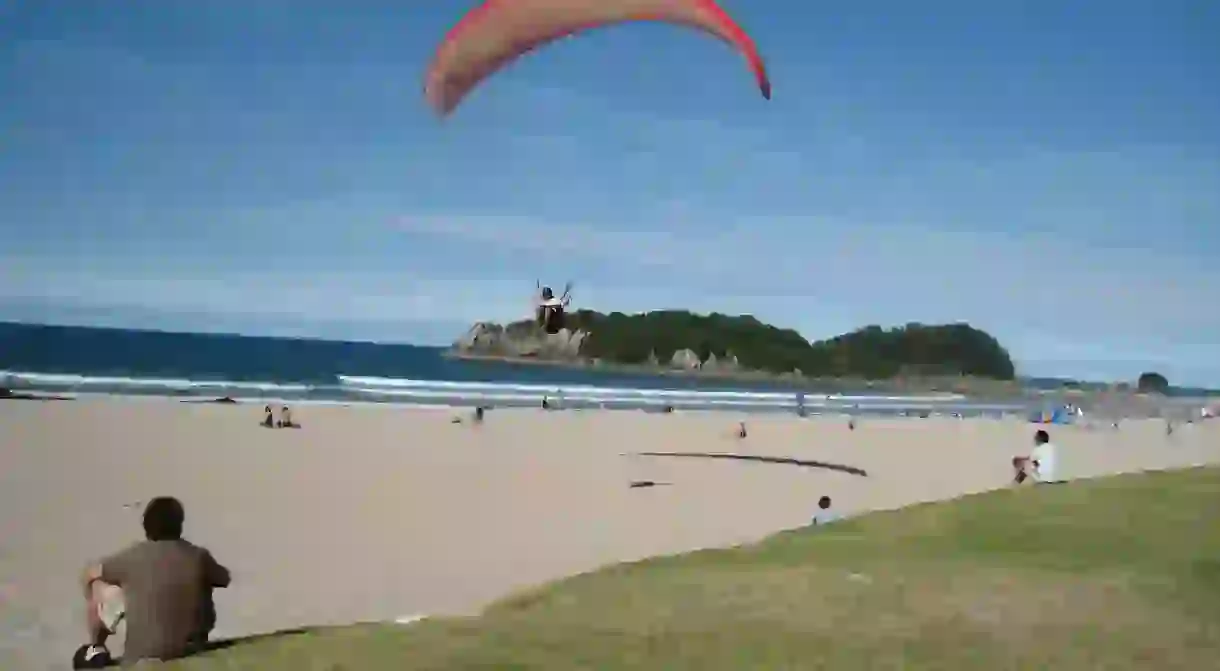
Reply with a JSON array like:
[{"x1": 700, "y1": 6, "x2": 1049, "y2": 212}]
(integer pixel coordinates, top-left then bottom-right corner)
[
  {"x1": 1012, "y1": 429, "x2": 1060, "y2": 485},
  {"x1": 77, "y1": 497, "x2": 230, "y2": 667},
  {"x1": 278, "y1": 404, "x2": 299, "y2": 428},
  {"x1": 261, "y1": 405, "x2": 275, "y2": 428},
  {"x1": 452, "y1": 406, "x2": 487, "y2": 425},
  {"x1": 812, "y1": 495, "x2": 839, "y2": 526}
]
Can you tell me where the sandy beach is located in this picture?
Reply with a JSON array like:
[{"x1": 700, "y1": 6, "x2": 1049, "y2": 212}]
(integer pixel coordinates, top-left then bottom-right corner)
[{"x1": 3, "y1": 399, "x2": 1218, "y2": 669}]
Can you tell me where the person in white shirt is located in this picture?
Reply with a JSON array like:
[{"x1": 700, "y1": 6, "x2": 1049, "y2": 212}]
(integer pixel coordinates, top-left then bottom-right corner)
[
  {"x1": 811, "y1": 495, "x2": 840, "y2": 525},
  {"x1": 1012, "y1": 429, "x2": 1061, "y2": 484}
]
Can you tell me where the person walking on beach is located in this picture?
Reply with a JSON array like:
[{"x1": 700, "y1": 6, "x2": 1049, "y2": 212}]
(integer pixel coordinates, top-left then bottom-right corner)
[
  {"x1": 76, "y1": 497, "x2": 231, "y2": 667},
  {"x1": 1012, "y1": 429, "x2": 1060, "y2": 485}
]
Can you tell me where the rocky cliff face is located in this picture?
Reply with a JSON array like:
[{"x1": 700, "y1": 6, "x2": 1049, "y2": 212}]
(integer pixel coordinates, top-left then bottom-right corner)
[
  {"x1": 451, "y1": 321, "x2": 588, "y2": 360},
  {"x1": 667, "y1": 349, "x2": 741, "y2": 371},
  {"x1": 451, "y1": 322, "x2": 743, "y2": 372}
]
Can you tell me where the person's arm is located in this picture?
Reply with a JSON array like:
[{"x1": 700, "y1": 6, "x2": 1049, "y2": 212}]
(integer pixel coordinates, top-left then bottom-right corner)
[
  {"x1": 1030, "y1": 445, "x2": 1049, "y2": 476},
  {"x1": 81, "y1": 564, "x2": 106, "y2": 598},
  {"x1": 203, "y1": 551, "x2": 231, "y2": 588},
  {"x1": 83, "y1": 547, "x2": 131, "y2": 596}
]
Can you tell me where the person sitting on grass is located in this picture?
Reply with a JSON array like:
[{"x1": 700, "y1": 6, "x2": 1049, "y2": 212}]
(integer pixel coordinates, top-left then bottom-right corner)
[
  {"x1": 811, "y1": 495, "x2": 839, "y2": 526},
  {"x1": 1012, "y1": 429, "x2": 1061, "y2": 485},
  {"x1": 76, "y1": 497, "x2": 231, "y2": 667}
]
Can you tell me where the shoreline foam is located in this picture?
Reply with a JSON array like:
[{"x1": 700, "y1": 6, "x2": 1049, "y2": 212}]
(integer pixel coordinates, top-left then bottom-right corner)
[{"x1": 3, "y1": 369, "x2": 1023, "y2": 416}]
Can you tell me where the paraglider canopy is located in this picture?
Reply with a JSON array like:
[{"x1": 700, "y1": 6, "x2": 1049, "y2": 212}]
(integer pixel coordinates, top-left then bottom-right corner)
[{"x1": 425, "y1": 0, "x2": 771, "y2": 117}]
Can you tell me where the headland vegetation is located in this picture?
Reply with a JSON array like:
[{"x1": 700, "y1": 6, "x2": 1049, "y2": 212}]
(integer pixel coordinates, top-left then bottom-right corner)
[{"x1": 451, "y1": 309, "x2": 1020, "y2": 397}]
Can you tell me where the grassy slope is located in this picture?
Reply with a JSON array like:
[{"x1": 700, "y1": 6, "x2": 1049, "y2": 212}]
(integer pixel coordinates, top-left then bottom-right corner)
[{"x1": 171, "y1": 468, "x2": 1220, "y2": 670}]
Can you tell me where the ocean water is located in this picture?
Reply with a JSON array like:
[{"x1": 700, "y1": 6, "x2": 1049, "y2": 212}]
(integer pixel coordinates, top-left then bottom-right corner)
[{"x1": 0, "y1": 322, "x2": 1026, "y2": 415}]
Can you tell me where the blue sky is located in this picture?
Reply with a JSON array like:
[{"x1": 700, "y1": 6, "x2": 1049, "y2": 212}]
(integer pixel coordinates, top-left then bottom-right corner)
[{"x1": 2, "y1": 1, "x2": 1218, "y2": 385}]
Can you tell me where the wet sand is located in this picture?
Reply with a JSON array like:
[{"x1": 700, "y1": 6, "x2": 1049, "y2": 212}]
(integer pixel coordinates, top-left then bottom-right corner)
[{"x1": 3, "y1": 398, "x2": 1217, "y2": 669}]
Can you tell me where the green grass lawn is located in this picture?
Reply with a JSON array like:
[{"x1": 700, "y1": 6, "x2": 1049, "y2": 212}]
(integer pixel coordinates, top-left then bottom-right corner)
[{"x1": 169, "y1": 467, "x2": 1220, "y2": 670}]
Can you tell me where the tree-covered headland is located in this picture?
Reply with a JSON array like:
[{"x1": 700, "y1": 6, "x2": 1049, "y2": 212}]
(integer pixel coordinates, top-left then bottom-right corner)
[{"x1": 499, "y1": 309, "x2": 1017, "y2": 381}]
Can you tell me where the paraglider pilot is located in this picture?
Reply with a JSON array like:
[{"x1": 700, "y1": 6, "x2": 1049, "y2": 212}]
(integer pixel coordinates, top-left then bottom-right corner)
[{"x1": 534, "y1": 282, "x2": 571, "y2": 335}]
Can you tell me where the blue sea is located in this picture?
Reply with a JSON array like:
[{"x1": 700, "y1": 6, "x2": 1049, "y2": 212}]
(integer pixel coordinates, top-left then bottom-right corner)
[{"x1": 0, "y1": 322, "x2": 1027, "y2": 416}]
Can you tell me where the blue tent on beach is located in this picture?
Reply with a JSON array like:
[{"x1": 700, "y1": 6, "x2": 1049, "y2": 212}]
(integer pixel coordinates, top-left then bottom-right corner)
[{"x1": 1028, "y1": 406, "x2": 1075, "y2": 425}]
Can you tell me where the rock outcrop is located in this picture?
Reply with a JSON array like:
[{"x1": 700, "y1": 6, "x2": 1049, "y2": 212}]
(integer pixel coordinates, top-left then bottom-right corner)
[
  {"x1": 451, "y1": 321, "x2": 588, "y2": 360},
  {"x1": 670, "y1": 348, "x2": 701, "y2": 370},
  {"x1": 451, "y1": 323, "x2": 745, "y2": 373},
  {"x1": 700, "y1": 351, "x2": 740, "y2": 372}
]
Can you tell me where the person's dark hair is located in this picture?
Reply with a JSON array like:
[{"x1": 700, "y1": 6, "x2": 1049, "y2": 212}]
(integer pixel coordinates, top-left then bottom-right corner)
[
  {"x1": 143, "y1": 496, "x2": 185, "y2": 541},
  {"x1": 818, "y1": 496, "x2": 832, "y2": 509},
  {"x1": 541, "y1": 286, "x2": 553, "y2": 300},
  {"x1": 1034, "y1": 429, "x2": 1050, "y2": 444}
]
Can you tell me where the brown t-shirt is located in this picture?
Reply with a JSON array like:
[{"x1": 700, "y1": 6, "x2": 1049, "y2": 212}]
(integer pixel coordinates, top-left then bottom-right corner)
[{"x1": 100, "y1": 540, "x2": 230, "y2": 663}]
